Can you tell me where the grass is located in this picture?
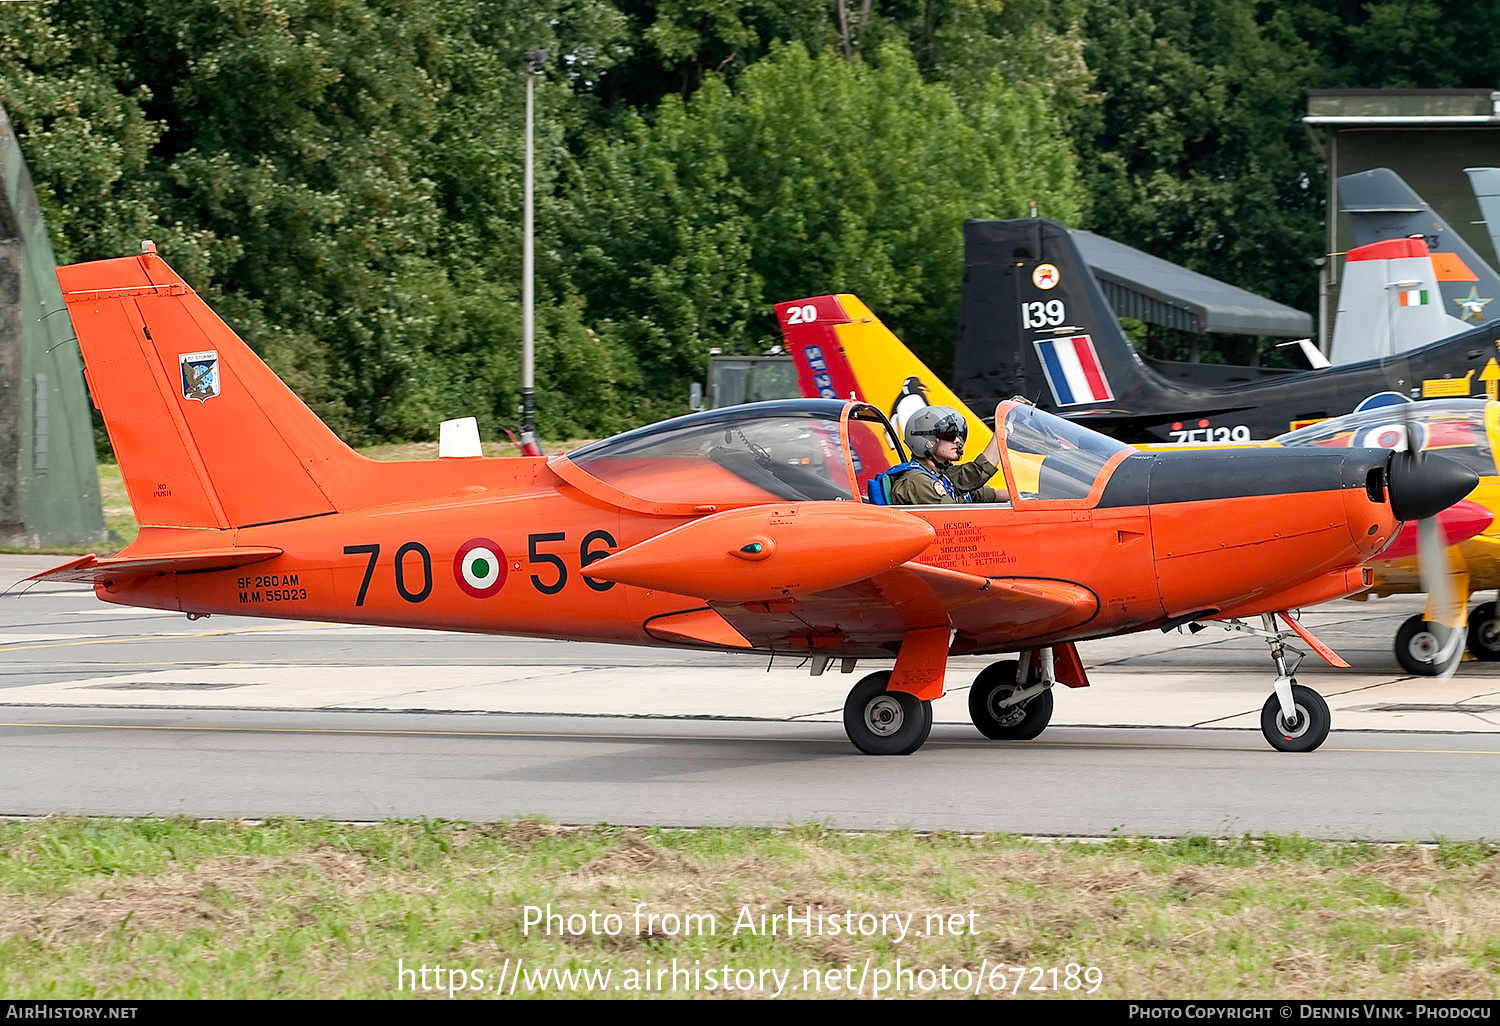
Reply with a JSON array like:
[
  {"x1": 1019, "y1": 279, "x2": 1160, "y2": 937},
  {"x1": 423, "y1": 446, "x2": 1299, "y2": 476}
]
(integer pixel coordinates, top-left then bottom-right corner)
[{"x1": 3, "y1": 818, "x2": 1500, "y2": 999}]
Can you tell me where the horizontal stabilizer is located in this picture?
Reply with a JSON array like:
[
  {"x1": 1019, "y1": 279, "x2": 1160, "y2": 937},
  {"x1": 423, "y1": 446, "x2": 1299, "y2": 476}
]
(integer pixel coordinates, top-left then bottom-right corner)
[{"x1": 29, "y1": 546, "x2": 283, "y2": 585}]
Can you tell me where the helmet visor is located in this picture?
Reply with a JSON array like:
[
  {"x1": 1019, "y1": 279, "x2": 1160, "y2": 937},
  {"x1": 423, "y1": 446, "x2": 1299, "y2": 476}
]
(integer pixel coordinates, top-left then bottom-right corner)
[{"x1": 931, "y1": 413, "x2": 967, "y2": 442}]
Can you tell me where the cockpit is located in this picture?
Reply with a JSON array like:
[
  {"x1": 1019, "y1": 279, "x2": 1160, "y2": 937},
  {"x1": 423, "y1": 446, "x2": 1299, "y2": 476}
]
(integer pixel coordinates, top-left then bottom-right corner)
[
  {"x1": 1272, "y1": 398, "x2": 1498, "y2": 478},
  {"x1": 549, "y1": 397, "x2": 1138, "y2": 514},
  {"x1": 550, "y1": 399, "x2": 879, "y2": 513},
  {"x1": 998, "y1": 401, "x2": 1134, "y2": 502}
]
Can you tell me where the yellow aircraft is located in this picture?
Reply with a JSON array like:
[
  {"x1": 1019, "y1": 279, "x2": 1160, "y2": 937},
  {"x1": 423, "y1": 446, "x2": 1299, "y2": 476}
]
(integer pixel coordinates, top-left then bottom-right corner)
[
  {"x1": 1269, "y1": 400, "x2": 1500, "y2": 673},
  {"x1": 779, "y1": 295, "x2": 1498, "y2": 676}
]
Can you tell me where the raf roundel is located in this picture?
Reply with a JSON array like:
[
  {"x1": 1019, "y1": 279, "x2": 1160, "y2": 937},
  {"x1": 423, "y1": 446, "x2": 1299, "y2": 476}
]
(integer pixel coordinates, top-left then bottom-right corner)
[{"x1": 454, "y1": 538, "x2": 508, "y2": 598}]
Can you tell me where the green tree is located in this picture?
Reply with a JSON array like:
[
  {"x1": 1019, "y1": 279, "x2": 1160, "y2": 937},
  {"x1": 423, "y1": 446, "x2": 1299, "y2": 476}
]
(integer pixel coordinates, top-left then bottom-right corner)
[
  {"x1": 1305, "y1": 0, "x2": 1500, "y2": 88},
  {"x1": 1074, "y1": 0, "x2": 1328, "y2": 326},
  {"x1": 0, "y1": 0, "x2": 643, "y2": 442},
  {"x1": 729, "y1": 42, "x2": 1082, "y2": 367},
  {"x1": 0, "y1": 3, "x2": 177, "y2": 267},
  {"x1": 557, "y1": 41, "x2": 1083, "y2": 384},
  {"x1": 552, "y1": 93, "x2": 760, "y2": 427},
  {"x1": 595, "y1": 0, "x2": 840, "y2": 109}
]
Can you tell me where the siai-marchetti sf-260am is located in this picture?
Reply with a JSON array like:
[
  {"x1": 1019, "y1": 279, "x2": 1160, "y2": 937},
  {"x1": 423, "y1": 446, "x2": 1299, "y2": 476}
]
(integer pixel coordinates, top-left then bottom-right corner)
[{"x1": 29, "y1": 248, "x2": 1479, "y2": 755}]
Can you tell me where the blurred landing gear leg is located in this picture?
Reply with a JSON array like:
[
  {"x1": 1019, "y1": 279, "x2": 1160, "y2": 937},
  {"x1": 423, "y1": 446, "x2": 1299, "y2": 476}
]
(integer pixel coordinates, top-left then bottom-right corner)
[{"x1": 1467, "y1": 598, "x2": 1500, "y2": 661}]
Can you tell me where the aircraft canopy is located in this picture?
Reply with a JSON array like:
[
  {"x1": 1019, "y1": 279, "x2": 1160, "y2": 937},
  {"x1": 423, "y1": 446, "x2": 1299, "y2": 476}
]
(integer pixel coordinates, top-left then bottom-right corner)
[
  {"x1": 558, "y1": 399, "x2": 904, "y2": 510},
  {"x1": 1000, "y1": 402, "x2": 1134, "y2": 502},
  {"x1": 1274, "y1": 398, "x2": 1498, "y2": 477}
]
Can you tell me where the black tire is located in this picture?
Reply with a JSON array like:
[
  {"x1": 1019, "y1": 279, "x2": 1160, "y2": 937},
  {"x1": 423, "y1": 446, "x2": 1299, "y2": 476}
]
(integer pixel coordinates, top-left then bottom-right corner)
[
  {"x1": 1260, "y1": 682, "x2": 1331, "y2": 753},
  {"x1": 842, "y1": 671, "x2": 933, "y2": 756},
  {"x1": 1395, "y1": 613, "x2": 1458, "y2": 676},
  {"x1": 1467, "y1": 601, "x2": 1500, "y2": 661},
  {"x1": 967, "y1": 660, "x2": 1055, "y2": 741}
]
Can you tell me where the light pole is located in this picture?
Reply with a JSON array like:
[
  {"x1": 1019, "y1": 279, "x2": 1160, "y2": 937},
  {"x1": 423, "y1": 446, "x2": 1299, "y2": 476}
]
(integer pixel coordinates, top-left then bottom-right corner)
[{"x1": 520, "y1": 49, "x2": 546, "y2": 457}]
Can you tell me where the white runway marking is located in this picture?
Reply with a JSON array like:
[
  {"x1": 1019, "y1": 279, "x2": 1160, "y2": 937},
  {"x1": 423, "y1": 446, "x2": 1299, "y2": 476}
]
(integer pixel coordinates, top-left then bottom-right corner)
[
  {"x1": 59, "y1": 608, "x2": 182, "y2": 616},
  {"x1": 0, "y1": 634, "x2": 87, "y2": 645}
]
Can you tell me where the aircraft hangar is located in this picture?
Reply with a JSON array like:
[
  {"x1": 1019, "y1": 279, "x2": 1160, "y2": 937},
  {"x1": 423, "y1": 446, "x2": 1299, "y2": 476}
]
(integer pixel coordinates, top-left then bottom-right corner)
[
  {"x1": 1305, "y1": 88, "x2": 1500, "y2": 350},
  {"x1": 0, "y1": 103, "x2": 104, "y2": 547}
]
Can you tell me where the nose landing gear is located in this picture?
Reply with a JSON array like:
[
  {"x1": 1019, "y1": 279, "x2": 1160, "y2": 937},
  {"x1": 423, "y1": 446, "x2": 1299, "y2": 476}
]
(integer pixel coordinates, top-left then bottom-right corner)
[
  {"x1": 1212, "y1": 613, "x2": 1332, "y2": 752},
  {"x1": 1260, "y1": 683, "x2": 1331, "y2": 753}
]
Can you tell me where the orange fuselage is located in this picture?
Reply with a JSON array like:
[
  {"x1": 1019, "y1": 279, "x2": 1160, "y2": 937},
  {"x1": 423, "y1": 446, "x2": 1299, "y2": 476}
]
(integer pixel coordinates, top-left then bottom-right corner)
[{"x1": 101, "y1": 455, "x2": 1394, "y2": 658}]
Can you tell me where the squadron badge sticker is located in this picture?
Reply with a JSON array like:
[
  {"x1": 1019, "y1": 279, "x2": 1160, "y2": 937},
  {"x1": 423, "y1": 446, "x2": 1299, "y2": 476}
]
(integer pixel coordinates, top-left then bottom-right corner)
[
  {"x1": 180, "y1": 350, "x2": 220, "y2": 402},
  {"x1": 1032, "y1": 263, "x2": 1060, "y2": 290}
]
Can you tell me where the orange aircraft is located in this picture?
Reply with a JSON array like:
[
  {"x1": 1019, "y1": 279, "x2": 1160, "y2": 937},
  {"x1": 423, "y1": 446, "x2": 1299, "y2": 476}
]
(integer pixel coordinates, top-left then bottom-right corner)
[
  {"x1": 778, "y1": 293, "x2": 1500, "y2": 677},
  {"x1": 28, "y1": 251, "x2": 1481, "y2": 755}
]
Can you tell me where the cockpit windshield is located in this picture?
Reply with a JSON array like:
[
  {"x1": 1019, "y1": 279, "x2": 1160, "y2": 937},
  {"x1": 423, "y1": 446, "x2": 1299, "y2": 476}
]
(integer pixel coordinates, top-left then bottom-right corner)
[
  {"x1": 1002, "y1": 402, "x2": 1133, "y2": 501},
  {"x1": 1273, "y1": 399, "x2": 1497, "y2": 478},
  {"x1": 560, "y1": 399, "x2": 886, "y2": 508}
]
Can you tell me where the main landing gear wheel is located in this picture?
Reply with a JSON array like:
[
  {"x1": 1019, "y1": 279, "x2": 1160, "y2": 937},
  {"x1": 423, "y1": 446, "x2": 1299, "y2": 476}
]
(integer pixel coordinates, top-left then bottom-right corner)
[
  {"x1": 842, "y1": 671, "x2": 933, "y2": 756},
  {"x1": 1466, "y1": 602, "x2": 1500, "y2": 661},
  {"x1": 968, "y1": 660, "x2": 1054, "y2": 741},
  {"x1": 1395, "y1": 613, "x2": 1457, "y2": 676},
  {"x1": 1259, "y1": 682, "x2": 1330, "y2": 753}
]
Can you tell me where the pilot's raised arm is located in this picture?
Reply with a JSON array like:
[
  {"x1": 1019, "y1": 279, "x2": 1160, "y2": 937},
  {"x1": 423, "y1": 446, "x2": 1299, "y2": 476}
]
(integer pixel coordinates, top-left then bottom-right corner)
[{"x1": 886, "y1": 406, "x2": 1010, "y2": 505}]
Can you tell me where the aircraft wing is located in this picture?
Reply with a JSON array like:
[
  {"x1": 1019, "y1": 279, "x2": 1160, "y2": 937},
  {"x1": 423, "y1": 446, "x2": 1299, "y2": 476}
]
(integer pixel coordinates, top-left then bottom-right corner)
[
  {"x1": 701, "y1": 563, "x2": 1098, "y2": 653},
  {"x1": 578, "y1": 494, "x2": 1098, "y2": 652}
]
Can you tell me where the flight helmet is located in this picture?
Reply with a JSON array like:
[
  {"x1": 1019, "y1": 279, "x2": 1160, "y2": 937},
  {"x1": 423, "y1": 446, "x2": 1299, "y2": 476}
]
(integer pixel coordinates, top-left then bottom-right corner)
[{"x1": 904, "y1": 406, "x2": 967, "y2": 462}]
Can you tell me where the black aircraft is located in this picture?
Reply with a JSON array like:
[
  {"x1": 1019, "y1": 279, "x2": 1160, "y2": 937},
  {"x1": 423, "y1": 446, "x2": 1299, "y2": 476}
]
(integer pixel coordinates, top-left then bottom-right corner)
[{"x1": 954, "y1": 218, "x2": 1500, "y2": 443}]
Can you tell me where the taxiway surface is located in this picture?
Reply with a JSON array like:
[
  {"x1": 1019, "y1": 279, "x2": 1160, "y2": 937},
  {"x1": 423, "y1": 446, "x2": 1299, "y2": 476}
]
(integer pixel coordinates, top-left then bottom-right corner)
[{"x1": 4, "y1": 556, "x2": 1500, "y2": 838}]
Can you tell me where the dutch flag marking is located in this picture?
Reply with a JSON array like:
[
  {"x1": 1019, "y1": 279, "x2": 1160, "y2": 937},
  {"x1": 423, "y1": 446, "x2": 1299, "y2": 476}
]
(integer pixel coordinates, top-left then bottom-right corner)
[{"x1": 1035, "y1": 335, "x2": 1114, "y2": 406}]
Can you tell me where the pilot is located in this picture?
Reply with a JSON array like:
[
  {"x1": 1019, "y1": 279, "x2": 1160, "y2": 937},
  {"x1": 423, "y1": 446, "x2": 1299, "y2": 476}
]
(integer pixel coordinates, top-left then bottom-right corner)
[{"x1": 888, "y1": 405, "x2": 1009, "y2": 504}]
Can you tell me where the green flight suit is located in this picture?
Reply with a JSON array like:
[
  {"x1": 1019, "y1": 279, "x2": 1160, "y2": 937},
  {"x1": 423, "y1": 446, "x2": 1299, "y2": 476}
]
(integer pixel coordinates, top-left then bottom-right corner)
[{"x1": 887, "y1": 454, "x2": 1001, "y2": 505}]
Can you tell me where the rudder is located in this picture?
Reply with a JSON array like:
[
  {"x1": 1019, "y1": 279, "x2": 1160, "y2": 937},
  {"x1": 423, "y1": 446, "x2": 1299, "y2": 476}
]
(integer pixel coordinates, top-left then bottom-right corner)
[
  {"x1": 955, "y1": 218, "x2": 1168, "y2": 417},
  {"x1": 60, "y1": 248, "x2": 359, "y2": 529}
]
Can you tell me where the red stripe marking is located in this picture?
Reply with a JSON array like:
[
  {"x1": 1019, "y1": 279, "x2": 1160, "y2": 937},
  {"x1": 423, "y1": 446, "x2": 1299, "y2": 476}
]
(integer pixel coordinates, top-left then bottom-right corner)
[
  {"x1": 1072, "y1": 336, "x2": 1113, "y2": 401},
  {"x1": 1346, "y1": 238, "x2": 1429, "y2": 261}
]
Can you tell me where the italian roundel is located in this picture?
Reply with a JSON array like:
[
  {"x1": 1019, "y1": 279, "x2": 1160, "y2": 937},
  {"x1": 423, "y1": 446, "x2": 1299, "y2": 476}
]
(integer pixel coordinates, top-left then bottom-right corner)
[{"x1": 454, "y1": 538, "x2": 507, "y2": 598}]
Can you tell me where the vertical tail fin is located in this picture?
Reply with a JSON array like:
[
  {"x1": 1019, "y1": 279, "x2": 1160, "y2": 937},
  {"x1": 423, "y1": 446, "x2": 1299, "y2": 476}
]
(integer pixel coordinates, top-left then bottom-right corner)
[
  {"x1": 1339, "y1": 168, "x2": 1500, "y2": 329},
  {"x1": 61, "y1": 250, "x2": 393, "y2": 530},
  {"x1": 1464, "y1": 167, "x2": 1500, "y2": 264},
  {"x1": 1330, "y1": 237, "x2": 1469, "y2": 363},
  {"x1": 774, "y1": 294, "x2": 990, "y2": 444},
  {"x1": 954, "y1": 218, "x2": 1168, "y2": 417}
]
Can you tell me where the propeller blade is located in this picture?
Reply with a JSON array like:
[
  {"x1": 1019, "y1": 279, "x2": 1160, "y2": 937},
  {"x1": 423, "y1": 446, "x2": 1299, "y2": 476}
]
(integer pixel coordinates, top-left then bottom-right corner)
[
  {"x1": 1416, "y1": 514, "x2": 1465, "y2": 679},
  {"x1": 1381, "y1": 305, "x2": 1468, "y2": 679}
]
